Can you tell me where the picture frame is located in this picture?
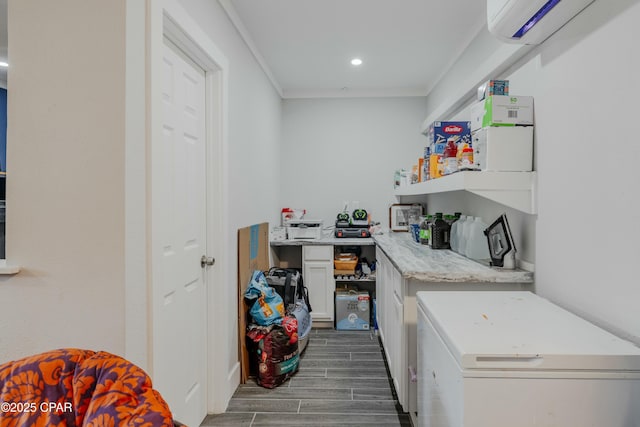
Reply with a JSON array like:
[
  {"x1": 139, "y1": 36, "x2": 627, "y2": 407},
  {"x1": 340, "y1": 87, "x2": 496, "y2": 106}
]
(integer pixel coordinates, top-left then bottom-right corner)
[{"x1": 389, "y1": 204, "x2": 423, "y2": 232}]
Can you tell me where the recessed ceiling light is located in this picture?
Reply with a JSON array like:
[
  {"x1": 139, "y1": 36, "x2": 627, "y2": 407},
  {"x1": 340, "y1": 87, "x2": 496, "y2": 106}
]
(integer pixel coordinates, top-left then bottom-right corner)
[
  {"x1": 350, "y1": 58, "x2": 363, "y2": 66},
  {"x1": 0, "y1": 62, "x2": 8, "y2": 68}
]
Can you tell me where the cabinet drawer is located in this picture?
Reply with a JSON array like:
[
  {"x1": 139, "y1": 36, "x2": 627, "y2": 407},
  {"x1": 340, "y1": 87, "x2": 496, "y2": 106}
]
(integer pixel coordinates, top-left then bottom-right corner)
[{"x1": 303, "y1": 245, "x2": 333, "y2": 262}]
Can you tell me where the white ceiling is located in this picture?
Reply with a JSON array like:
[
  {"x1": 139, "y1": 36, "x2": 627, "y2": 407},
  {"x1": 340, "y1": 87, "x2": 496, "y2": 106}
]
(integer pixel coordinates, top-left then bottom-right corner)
[
  {"x1": 0, "y1": 1, "x2": 489, "y2": 95},
  {"x1": 223, "y1": 0, "x2": 487, "y2": 98}
]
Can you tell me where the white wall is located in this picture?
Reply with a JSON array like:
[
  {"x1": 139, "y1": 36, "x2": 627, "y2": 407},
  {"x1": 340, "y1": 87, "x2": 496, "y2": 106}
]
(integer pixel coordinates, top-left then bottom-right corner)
[
  {"x1": 530, "y1": 0, "x2": 640, "y2": 343},
  {"x1": 1, "y1": 2, "x2": 127, "y2": 358},
  {"x1": 281, "y1": 97, "x2": 428, "y2": 228},
  {"x1": 422, "y1": 0, "x2": 640, "y2": 344},
  {"x1": 1, "y1": 1, "x2": 283, "y2": 412}
]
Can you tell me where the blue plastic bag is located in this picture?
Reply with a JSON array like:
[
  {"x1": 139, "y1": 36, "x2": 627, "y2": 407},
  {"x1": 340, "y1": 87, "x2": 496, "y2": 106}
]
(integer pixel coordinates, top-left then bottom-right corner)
[{"x1": 244, "y1": 270, "x2": 285, "y2": 326}]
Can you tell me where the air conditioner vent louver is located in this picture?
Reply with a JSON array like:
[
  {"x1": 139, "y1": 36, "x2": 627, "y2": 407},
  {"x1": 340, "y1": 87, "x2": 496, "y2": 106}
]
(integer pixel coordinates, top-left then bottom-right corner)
[{"x1": 487, "y1": 0, "x2": 596, "y2": 45}]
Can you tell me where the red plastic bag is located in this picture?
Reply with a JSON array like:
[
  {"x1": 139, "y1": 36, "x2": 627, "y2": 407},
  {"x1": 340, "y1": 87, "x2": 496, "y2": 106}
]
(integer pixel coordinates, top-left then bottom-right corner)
[{"x1": 247, "y1": 317, "x2": 299, "y2": 389}]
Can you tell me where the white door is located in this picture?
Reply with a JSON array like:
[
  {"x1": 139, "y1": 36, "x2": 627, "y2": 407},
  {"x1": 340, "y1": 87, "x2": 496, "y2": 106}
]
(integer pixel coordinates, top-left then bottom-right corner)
[{"x1": 152, "y1": 37, "x2": 208, "y2": 427}]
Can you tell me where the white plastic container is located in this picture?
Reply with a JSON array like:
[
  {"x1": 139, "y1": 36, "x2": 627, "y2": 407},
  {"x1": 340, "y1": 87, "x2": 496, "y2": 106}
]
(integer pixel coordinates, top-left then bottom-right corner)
[
  {"x1": 450, "y1": 215, "x2": 465, "y2": 253},
  {"x1": 458, "y1": 216, "x2": 475, "y2": 257},
  {"x1": 465, "y1": 217, "x2": 490, "y2": 260}
]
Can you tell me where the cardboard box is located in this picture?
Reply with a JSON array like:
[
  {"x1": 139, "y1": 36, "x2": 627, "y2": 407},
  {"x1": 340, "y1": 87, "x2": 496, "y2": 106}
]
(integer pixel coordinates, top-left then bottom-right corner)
[
  {"x1": 471, "y1": 95, "x2": 534, "y2": 131},
  {"x1": 335, "y1": 290, "x2": 370, "y2": 331},
  {"x1": 237, "y1": 223, "x2": 270, "y2": 383},
  {"x1": 424, "y1": 121, "x2": 472, "y2": 147},
  {"x1": 477, "y1": 80, "x2": 509, "y2": 100},
  {"x1": 418, "y1": 157, "x2": 425, "y2": 182},
  {"x1": 473, "y1": 127, "x2": 534, "y2": 172}
]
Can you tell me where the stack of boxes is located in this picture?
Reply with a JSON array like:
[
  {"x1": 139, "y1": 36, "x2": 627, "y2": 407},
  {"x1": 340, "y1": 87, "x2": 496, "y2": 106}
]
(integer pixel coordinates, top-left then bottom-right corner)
[
  {"x1": 470, "y1": 80, "x2": 535, "y2": 172},
  {"x1": 403, "y1": 80, "x2": 535, "y2": 189}
]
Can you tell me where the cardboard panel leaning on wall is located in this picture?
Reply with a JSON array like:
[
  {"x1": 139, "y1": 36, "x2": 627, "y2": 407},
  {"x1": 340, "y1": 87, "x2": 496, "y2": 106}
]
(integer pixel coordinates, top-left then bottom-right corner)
[{"x1": 237, "y1": 222, "x2": 269, "y2": 383}]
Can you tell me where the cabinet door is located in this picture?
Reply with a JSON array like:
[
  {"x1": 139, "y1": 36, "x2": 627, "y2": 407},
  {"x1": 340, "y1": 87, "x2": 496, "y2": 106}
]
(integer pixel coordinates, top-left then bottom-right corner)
[
  {"x1": 375, "y1": 249, "x2": 385, "y2": 336},
  {"x1": 303, "y1": 260, "x2": 335, "y2": 321},
  {"x1": 392, "y1": 291, "x2": 404, "y2": 405}
]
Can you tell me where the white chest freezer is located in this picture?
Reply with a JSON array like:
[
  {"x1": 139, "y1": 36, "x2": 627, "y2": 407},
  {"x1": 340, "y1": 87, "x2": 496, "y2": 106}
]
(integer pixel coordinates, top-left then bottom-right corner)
[{"x1": 416, "y1": 291, "x2": 640, "y2": 427}]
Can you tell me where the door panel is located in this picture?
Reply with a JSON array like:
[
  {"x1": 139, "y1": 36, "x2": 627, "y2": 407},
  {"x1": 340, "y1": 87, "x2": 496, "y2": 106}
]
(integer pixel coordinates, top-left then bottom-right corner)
[{"x1": 153, "y1": 37, "x2": 207, "y2": 427}]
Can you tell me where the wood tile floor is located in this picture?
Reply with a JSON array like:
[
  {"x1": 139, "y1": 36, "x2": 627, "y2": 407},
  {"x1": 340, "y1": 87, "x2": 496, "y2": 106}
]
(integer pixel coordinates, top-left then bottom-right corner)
[{"x1": 201, "y1": 329, "x2": 411, "y2": 426}]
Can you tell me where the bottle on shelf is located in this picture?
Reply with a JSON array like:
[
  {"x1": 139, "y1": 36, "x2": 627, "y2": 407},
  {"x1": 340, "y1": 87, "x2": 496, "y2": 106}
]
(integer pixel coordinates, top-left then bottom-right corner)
[{"x1": 460, "y1": 147, "x2": 474, "y2": 170}]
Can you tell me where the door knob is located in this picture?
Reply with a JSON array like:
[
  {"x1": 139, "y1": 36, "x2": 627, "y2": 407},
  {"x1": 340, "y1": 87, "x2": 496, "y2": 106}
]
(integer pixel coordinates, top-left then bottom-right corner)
[{"x1": 201, "y1": 255, "x2": 215, "y2": 268}]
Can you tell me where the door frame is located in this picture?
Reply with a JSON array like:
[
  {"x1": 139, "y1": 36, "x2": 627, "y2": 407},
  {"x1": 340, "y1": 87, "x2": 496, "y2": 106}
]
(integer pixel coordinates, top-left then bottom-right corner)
[{"x1": 147, "y1": 0, "x2": 230, "y2": 414}]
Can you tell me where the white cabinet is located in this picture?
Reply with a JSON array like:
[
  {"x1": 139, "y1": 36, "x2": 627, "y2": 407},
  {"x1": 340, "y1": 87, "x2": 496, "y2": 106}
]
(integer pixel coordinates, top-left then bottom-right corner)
[
  {"x1": 271, "y1": 240, "x2": 376, "y2": 325},
  {"x1": 375, "y1": 252, "x2": 385, "y2": 336},
  {"x1": 391, "y1": 291, "x2": 404, "y2": 402},
  {"x1": 374, "y1": 239, "x2": 532, "y2": 422},
  {"x1": 303, "y1": 245, "x2": 334, "y2": 321},
  {"x1": 376, "y1": 248, "x2": 405, "y2": 406}
]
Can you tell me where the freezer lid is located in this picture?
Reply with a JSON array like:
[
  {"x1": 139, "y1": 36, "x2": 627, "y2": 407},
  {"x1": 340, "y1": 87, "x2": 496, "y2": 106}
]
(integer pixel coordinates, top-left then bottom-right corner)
[{"x1": 416, "y1": 291, "x2": 640, "y2": 372}]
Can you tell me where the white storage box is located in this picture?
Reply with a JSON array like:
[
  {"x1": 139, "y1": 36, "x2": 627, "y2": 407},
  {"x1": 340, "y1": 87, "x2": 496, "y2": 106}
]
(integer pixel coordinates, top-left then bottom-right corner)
[
  {"x1": 473, "y1": 126, "x2": 533, "y2": 171},
  {"x1": 286, "y1": 220, "x2": 323, "y2": 240},
  {"x1": 335, "y1": 290, "x2": 370, "y2": 330},
  {"x1": 470, "y1": 95, "x2": 534, "y2": 131},
  {"x1": 417, "y1": 291, "x2": 640, "y2": 427}
]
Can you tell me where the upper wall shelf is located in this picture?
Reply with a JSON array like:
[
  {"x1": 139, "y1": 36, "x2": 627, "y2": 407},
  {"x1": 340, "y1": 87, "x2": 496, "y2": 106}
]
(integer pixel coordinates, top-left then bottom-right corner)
[{"x1": 394, "y1": 171, "x2": 537, "y2": 215}]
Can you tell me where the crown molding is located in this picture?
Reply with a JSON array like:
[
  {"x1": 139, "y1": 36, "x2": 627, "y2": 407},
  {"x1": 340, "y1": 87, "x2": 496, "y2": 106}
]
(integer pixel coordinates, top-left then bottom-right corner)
[
  {"x1": 218, "y1": 0, "x2": 283, "y2": 98},
  {"x1": 283, "y1": 86, "x2": 429, "y2": 99}
]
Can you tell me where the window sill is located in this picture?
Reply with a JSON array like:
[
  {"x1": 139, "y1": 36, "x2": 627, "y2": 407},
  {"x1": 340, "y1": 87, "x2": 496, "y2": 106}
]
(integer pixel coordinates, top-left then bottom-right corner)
[{"x1": 0, "y1": 260, "x2": 21, "y2": 275}]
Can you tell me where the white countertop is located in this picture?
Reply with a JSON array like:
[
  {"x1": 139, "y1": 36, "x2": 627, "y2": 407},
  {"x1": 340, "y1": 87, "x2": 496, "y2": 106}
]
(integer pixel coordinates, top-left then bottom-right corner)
[
  {"x1": 270, "y1": 237, "x2": 375, "y2": 246},
  {"x1": 373, "y1": 232, "x2": 533, "y2": 284},
  {"x1": 270, "y1": 231, "x2": 533, "y2": 284}
]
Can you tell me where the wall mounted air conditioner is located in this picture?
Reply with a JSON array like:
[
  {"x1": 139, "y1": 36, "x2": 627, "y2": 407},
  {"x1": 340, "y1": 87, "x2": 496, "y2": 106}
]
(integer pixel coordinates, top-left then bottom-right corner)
[{"x1": 487, "y1": 0, "x2": 596, "y2": 44}]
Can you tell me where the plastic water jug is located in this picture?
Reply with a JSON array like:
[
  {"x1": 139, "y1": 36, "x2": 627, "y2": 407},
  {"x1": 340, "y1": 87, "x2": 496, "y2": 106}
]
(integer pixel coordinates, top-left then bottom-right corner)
[
  {"x1": 450, "y1": 215, "x2": 465, "y2": 253},
  {"x1": 457, "y1": 216, "x2": 472, "y2": 256},
  {"x1": 465, "y1": 217, "x2": 490, "y2": 260}
]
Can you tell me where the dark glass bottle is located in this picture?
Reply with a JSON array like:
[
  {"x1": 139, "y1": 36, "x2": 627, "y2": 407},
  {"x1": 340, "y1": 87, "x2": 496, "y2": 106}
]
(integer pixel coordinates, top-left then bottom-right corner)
[{"x1": 430, "y1": 212, "x2": 451, "y2": 249}]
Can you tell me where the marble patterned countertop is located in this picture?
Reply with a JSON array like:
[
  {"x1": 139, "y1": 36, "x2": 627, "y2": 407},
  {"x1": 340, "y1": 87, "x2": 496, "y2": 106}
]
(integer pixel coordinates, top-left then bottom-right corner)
[
  {"x1": 373, "y1": 232, "x2": 534, "y2": 284},
  {"x1": 270, "y1": 236, "x2": 375, "y2": 246}
]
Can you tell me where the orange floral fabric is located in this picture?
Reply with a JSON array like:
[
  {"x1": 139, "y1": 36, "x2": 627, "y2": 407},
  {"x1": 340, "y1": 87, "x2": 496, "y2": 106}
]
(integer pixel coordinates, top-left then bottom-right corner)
[{"x1": 0, "y1": 349, "x2": 177, "y2": 427}]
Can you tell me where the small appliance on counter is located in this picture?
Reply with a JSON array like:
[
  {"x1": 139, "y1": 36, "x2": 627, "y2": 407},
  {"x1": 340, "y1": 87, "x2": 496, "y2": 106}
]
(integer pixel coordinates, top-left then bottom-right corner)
[
  {"x1": 484, "y1": 213, "x2": 516, "y2": 269},
  {"x1": 286, "y1": 219, "x2": 323, "y2": 240},
  {"x1": 334, "y1": 209, "x2": 371, "y2": 238}
]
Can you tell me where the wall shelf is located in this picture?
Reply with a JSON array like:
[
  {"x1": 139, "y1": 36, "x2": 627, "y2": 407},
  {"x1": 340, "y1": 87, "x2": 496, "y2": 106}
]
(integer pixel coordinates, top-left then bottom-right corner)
[{"x1": 394, "y1": 171, "x2": 537, "y2": 215}]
